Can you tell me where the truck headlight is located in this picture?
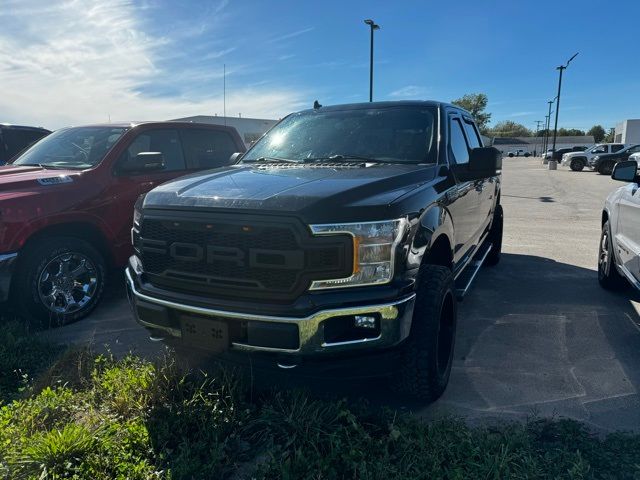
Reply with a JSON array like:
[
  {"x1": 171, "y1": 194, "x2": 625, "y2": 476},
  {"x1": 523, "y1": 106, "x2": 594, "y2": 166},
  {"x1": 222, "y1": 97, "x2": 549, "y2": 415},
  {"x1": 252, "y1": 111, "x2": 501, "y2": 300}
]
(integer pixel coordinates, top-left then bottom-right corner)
[
  {"x1": 133, "y1": 194, "x2": 145, "y2": 227},
  {"x1": 309, "y1": 218, "x2": 409, "y2": 289}
]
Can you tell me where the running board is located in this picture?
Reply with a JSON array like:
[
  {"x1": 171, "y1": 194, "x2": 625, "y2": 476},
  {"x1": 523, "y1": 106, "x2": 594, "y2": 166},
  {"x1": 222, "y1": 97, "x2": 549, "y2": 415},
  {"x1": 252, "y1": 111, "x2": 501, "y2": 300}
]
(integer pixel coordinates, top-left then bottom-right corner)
[{"x1": 455, "y1": 243, "x2": 492, "y2": 300}]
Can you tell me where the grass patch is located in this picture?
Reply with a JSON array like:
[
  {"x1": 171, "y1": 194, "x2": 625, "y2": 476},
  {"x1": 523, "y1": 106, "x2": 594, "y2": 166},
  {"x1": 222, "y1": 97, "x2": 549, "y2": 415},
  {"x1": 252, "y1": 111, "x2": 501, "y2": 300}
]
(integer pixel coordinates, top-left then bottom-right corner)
[
  {"x1": 1, "y1": 327, "x2": 639, "y2": 479},
  {"x1": 0, "y1": 321, "x2": 64, "y2": 401}
]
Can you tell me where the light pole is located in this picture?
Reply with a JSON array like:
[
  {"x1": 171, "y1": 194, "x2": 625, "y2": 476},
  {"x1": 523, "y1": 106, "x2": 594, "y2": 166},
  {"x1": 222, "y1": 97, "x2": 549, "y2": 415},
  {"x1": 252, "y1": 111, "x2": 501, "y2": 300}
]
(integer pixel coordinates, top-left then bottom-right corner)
[
  {"x1": 549, "y1": 52, "x2": 579, "y2": 170},
  {"x1": 364, "y1": 19, "x2": 380, "y2": 102},
  {"x1": 543, "y1": 99, "x2": 554, "y2": 163}
]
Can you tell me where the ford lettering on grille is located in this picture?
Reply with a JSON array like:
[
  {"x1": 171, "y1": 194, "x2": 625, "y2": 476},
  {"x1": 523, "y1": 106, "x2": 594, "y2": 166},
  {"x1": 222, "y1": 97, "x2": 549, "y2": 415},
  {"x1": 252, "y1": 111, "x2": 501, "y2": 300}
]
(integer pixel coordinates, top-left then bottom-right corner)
[
  {"x1": 136, "y1": 216, "x2": 352, "y2": 301},
  {"x1": 140, "y1": 238, "x2": 305, "y2": 270}
]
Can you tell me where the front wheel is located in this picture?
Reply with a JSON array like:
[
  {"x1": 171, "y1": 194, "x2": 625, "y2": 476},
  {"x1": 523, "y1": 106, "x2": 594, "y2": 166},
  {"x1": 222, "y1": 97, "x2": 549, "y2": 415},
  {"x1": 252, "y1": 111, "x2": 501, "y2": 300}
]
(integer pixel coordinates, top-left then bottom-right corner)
[
  {"x1": 13, "y1": 237, "x2": 106, "y2": 327},
  {"x1": 598, "y1": 221, "x2": 625, "y2": 290},
  {"x1": 392, "y1": 264, "x2": 457, "y2": 403},
  {"x1": 485, "y1": 204, "x2": 503, "y2": 266},
  {"x1": 508, "y1": 153, "x2": 514, "y2": 158},
  {"x1": 598, "y1": 161, "x2": 615, "y2": 175},
  {"x1": 570, "y1": 159, "x2": 585, "y2": 172}
]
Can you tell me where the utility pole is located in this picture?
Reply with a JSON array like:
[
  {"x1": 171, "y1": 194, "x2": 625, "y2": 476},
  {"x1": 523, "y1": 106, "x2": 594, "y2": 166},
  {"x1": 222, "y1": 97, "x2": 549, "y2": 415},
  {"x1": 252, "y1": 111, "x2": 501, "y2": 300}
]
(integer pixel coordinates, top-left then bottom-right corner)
[
  {"x1": 534, "y1": 120, "x2": 543, "y2": 156},
  {"x1": 543, "y1": 99, "x2": 554, "y2": 163},
  {"x1": 549, "y1": 52, "x2": 579, "y2": 170},
  {"x1": 364, "y1": 19, "x2": 380, "y2": 102},
  {"x1": 223, "y1": 63, "x2": 226, "y2": 126}
]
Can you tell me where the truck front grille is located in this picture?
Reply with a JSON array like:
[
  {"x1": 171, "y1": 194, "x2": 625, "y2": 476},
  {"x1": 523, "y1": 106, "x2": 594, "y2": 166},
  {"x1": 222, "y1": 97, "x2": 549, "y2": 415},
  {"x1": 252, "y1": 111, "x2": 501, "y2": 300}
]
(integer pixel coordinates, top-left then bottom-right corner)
[{"x1": 135, "y1": 213, "x2": 352, "y2": 301}]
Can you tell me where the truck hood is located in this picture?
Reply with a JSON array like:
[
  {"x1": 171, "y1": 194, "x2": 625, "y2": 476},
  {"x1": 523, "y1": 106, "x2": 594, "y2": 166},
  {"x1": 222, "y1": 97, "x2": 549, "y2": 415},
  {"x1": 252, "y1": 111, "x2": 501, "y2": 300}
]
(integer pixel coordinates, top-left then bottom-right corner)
[
  {"x1": 143, "y1": 162, "x2": 437, "y2": 220},
  {"x1": 0, "y1": 164, "x2": 81, "y2": 193}
]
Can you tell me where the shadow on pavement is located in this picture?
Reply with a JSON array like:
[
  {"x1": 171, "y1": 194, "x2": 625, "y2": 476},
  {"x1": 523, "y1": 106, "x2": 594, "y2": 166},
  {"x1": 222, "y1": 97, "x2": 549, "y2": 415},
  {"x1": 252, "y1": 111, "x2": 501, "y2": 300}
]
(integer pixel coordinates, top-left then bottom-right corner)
[{"x1": 203, "y1": 253, "x2": 640, "y2": 432}]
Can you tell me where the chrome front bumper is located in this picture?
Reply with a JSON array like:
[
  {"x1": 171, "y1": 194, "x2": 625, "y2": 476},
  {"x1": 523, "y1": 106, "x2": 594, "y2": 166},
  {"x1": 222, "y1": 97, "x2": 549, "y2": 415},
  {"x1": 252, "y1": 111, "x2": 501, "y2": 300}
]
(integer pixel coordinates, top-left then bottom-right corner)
[
  {"x1": 0, "y1": 252, "x2": 18, "y2": 302},
  {"x1": 125, "y1": 267, "x2": 416, "y2": 355}
]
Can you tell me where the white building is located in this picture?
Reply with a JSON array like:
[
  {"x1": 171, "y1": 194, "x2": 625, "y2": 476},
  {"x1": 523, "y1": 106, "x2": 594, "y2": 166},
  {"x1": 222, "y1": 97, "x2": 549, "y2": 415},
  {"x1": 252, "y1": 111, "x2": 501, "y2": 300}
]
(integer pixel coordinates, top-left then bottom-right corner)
[
  {"x1": 170, "y1": 115, "x2": 278, "y2": 147},
  {"x1": 491, "y1": 135, "x2": 595, "y2": 155},
  {"x1": 614, "y1": 119, "x2": 640, "y2": 144}
]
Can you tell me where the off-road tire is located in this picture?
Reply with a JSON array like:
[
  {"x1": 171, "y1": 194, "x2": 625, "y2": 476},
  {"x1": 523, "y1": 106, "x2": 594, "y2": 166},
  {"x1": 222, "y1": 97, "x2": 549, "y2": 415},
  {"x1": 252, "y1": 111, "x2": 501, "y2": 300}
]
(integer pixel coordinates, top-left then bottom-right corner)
[
  {"x1": 598, "y1": 220, "x2": 625, "y2": 290},
  {"x1": 392, "y1": 264, "x2": 457, "y2": 403},
  {"x1": 13, "y1": 237, "x2": 106, "y2": 328},
  {"x1": 570, "y1": 159, "x2": 585, "y2": 172},
  {"x1": 598, "y1": 161, "x2": 615, "y2": 175},
  {"x1": 485, "y1": 204, "x2": 503, "y2": 266}
]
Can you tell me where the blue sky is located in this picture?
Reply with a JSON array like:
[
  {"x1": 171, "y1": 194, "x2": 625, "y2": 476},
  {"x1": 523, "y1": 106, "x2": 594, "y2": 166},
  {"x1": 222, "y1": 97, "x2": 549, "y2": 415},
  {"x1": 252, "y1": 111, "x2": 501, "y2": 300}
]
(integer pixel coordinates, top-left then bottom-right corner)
[{"x1": 1, "y1": 0, "x2": 639, "y2": 130}]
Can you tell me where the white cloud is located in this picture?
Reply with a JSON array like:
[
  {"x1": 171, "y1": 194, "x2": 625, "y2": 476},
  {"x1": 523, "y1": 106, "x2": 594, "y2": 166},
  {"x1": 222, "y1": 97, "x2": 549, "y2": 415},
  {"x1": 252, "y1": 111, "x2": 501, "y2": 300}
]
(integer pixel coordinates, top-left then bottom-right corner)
[
  {"x1": 0, "y1": 0, "x2": 305, "y2": 128},
  {"x1": 389, "y1": 85, "x2": 428, "y2": 98}
]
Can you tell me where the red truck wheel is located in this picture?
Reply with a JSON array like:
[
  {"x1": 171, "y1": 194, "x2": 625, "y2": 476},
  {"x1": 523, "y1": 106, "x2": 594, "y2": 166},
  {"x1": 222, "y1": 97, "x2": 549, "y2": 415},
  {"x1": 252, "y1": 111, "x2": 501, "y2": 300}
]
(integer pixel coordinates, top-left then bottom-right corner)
[{"x1": 13, "y1": 237, "x2": 106, "y2": 327}]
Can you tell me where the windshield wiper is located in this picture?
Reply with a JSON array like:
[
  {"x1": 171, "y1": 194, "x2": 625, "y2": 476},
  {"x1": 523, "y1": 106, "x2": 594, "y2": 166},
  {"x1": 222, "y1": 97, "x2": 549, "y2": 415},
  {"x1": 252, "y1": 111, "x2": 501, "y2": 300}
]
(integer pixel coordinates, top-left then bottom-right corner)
[
  {"x1": 305, "y1": 154, "x2": 402, "y2": 163},
  {"x1": 247, "y1": 156, "x2": 299, "y2": 163}
]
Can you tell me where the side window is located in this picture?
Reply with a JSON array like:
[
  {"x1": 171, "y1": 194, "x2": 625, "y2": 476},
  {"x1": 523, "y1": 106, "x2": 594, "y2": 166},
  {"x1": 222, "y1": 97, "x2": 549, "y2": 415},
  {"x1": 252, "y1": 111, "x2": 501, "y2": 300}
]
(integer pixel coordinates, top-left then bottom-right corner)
[
  {"x1": 592, "y1": 146, "x2": 606, "y2": 154},
  {"x1": 121, "y1": 129, "x2": 185, "y2": 172},
  {"x1": 181, "y1": 129, "x2": 237, "y2": 169},
  {"x1": 449, "y1": 118, "x2": 470, "y2": 165},
  {"x1": 462, "y1": 120, "x2": 482, "y2": 149},
  {"x1": 612, "y1": 144, "x2": 625, "y2": 153}
]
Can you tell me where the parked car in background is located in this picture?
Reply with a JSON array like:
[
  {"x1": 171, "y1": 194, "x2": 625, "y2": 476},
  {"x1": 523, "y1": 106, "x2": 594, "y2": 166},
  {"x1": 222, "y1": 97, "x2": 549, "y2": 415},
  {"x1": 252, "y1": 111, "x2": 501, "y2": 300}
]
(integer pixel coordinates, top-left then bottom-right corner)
[
  {"x1": 507, "y1": 149, "x2": 530, "y2": 157},
  {"x1": 127, "y1": 101, "x2": 503, "y2": 403},
  {"x1": 590, "y1": 144, "x2": 640, "y2": 175},
  {"x1": 599, "y1": 160, "x2": 640, "y2": 291},
  {"x1": 0, "y1": 121, "x2": 245, "y2": 325},
  {"x1": 562, "y1": 143, "x2": 627, "y2": 171},
  {"x1": 0, "y1": 124, "x2": 50, "y2": 165}
]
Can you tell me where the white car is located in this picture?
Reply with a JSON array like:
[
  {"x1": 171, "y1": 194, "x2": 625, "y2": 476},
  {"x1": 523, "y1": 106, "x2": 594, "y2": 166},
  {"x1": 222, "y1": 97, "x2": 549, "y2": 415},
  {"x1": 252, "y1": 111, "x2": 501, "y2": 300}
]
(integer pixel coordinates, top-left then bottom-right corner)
[
  {"x1": 562, "y1": 143, "x2": 627, "y2": 172},
  {"x1": 507, "y1": 149, "x2": 530, "y2": 157},
  {"x1": 599, "y1": 159, "x2": 640, "y2": 290}
]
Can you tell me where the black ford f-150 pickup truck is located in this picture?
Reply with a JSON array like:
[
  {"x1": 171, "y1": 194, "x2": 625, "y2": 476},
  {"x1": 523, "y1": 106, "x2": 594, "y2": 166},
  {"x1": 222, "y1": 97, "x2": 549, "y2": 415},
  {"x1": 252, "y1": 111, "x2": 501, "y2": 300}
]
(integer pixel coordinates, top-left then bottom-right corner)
[{"x1": 126, "y1": 101, "x2": 503, "y2": 402}]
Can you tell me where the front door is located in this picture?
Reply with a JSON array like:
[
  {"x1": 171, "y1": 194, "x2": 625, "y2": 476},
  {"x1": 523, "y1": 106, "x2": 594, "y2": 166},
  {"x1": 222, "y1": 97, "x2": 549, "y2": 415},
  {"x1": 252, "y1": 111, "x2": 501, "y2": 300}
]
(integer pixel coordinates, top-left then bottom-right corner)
[
  {"x1": 616, "y1": 182, "x2": 640, "y2": 281},
  {"x1": 98, "y1": 128, "x2": 191, "y2": 263},
  {"x1": 446, "y1": 114, "x2": 485, "y2": 264}
]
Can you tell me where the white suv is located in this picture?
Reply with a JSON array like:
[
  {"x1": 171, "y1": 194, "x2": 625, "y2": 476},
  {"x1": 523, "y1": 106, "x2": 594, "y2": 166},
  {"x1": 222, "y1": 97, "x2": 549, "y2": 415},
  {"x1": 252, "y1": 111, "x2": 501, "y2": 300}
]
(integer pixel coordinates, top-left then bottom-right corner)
[
  {"x1": 599, "y1": 160, "x2": 640, "y2": 290},
  {"x1": 562, "y1": 143, "x2": 626, "y2": 172}
]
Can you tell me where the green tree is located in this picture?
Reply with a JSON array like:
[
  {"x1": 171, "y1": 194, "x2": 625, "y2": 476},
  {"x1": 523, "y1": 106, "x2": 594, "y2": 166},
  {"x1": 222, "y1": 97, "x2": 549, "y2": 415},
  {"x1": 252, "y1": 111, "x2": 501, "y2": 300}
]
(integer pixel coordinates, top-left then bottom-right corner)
[
  {"x1": 557, "y1": 128, "x2": 585, "y2": 136},
  {"x1": 587, "y1": 125, "x2": 606, "y2": 142},
  {"x1": 488, "y1": 120, "x2": 531, "y2": 137},
  {"x1": 451, "y1": 93, "x2": 491, "y2": 133}
]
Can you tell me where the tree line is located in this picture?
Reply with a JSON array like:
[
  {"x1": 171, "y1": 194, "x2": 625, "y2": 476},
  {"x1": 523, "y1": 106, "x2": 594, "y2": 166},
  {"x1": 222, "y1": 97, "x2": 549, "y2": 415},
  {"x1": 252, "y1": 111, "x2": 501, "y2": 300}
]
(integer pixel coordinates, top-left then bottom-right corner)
[{"x1": 451, "y1": 93, "x2": 609, "y2": 142}]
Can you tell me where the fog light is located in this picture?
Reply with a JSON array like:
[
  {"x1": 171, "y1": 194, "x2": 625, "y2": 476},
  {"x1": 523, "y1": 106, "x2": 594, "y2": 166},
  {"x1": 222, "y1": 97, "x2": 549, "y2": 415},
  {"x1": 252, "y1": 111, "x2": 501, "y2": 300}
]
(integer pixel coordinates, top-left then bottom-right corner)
[{"x1": 354, "y1": 315, "x2": 377, "y2": 329}]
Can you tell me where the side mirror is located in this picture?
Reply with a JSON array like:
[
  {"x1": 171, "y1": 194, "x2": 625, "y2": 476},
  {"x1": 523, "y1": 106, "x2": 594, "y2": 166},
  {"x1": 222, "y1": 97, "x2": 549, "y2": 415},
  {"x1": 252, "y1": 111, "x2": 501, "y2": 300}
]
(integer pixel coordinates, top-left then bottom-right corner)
[
  {"x1": 468, "y1": 147, "x2": 502, "y2": 177},
  {"x1": 120, "y1": 152, "x2": 165, "y2": 174},
  {"x1": 228, "y1": 152, "x2": 244, "y2": 165},
  {"x1": 612, "y1": 160, "x2": 638, "y2": 182}
]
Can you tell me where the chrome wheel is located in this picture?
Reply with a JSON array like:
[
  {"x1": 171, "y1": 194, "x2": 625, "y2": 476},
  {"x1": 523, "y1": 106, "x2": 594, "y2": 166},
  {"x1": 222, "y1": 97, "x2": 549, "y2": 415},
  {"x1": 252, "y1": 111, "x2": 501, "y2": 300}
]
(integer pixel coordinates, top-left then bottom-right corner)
[
  {"x1": 599, "y1": 229, "x2": 610, "y2": 276},
  {"x1": 38, "y1": 253, "x2": 98, "y2": 315}
]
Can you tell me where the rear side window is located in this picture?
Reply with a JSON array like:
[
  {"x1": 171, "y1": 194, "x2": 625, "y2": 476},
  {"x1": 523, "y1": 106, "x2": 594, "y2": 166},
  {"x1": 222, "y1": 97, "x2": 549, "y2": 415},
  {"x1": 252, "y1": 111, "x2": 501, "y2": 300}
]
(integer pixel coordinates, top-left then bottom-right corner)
[
  {"x1": 449, "y1": 118, "x2": 470, "y2": 165},
  {"x1": 612, "y1": 144, "x2": 625, "y2": 153},
  {"x1": 462, "y1": 120, "x2": 482, "y2": 149},
  {"x1": 0, "y1": 129, "x2": 48, "y2": 163},
  {"x1": 181, "y1": 129, "x2": 238, "y2": 169},
  {"x1": 121, "y1": 129, "x2": 185, "y2": 171}
]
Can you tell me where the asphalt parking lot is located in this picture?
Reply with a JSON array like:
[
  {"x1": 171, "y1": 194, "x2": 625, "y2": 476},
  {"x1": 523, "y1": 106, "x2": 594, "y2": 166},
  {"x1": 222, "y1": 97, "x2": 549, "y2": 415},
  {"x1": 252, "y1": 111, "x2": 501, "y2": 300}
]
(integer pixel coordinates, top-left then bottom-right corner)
[{"x1": 43, "y1": 157, "x2": 640, "y2": 432}]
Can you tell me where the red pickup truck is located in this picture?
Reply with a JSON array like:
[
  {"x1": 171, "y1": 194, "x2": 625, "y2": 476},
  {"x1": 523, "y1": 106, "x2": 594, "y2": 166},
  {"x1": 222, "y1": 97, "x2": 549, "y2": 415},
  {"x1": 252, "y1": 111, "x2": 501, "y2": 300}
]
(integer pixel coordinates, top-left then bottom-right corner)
[{"x1": 0, "y1": 121, "x2": 245, "y2": 325}]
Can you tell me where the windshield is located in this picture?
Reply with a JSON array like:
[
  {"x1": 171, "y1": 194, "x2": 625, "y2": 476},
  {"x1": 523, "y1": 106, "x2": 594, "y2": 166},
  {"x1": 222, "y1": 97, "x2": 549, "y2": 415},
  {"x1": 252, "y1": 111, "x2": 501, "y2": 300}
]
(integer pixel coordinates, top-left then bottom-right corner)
[
  {"x1": 242, "y1": 106, "x2": 438, "y2": 164},
  {"x1": 12, "y1": 126, "x2": 127, "y2": 169}
]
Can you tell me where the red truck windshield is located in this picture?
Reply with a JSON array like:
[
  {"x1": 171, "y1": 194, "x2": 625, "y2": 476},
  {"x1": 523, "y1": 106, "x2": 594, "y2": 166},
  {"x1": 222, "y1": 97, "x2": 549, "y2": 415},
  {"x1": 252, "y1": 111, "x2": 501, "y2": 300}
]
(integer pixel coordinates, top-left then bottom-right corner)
[{"x1": 13, "y1": 126, "x2": 127, "y2": 169}]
